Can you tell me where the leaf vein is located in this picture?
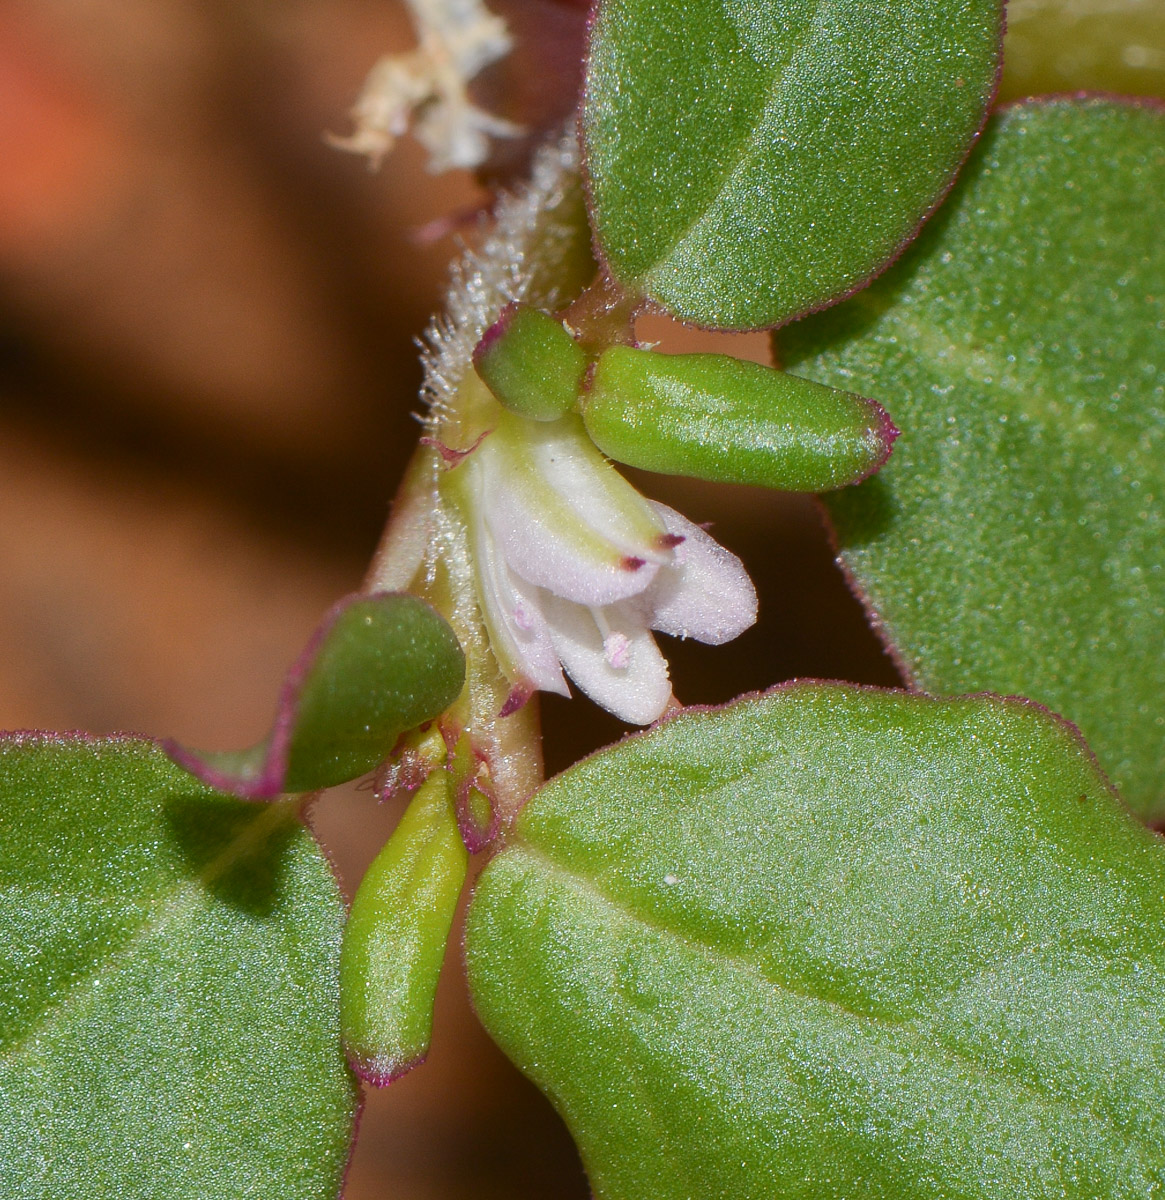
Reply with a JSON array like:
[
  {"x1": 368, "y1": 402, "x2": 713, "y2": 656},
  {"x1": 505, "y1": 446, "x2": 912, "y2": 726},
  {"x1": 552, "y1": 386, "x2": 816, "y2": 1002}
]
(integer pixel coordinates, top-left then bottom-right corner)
[
  {"x1": 522, "y1": 844, "x2": 1158, "y2": 1168},
  {"x1": 0, "y1": 800, "x2": 298, "y2": 1064}
]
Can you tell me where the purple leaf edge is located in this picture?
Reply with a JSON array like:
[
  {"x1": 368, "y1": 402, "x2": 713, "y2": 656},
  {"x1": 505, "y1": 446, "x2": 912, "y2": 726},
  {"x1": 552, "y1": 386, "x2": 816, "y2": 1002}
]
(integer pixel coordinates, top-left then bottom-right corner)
[
  {"x1": 162, "y1": 590, "x2": 431, "y2": 802},
  {"x1": 575, "y1": 0, "x2": 1008, "y2": 334},
  {"x1": 804, "y1": 92, "x2": 1165, "y2": 815},
  {"x1": 0, "y1": 727, "x2": 364, "y2": 1199}
]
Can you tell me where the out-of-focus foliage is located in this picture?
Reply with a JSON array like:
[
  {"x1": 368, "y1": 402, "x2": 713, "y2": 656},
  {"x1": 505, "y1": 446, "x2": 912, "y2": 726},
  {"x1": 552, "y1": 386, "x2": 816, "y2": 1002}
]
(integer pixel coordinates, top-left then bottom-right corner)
[{"x1": 1000, "y1": 0, "x2": 1165, "y2": 99}]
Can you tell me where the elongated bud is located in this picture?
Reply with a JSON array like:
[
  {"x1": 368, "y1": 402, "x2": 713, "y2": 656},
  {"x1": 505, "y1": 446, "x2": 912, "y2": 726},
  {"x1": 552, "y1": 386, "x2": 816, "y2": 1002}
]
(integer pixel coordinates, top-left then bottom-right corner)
[
  {"x1": 473, "y1": 302, "x2": 590, "y2": 421},
  {"x1": 340, "y1": 769, "x2": 468, "y2": 1085},
  {"x1": 581, "y1": 347, "x2": 899, "y2": 491}
]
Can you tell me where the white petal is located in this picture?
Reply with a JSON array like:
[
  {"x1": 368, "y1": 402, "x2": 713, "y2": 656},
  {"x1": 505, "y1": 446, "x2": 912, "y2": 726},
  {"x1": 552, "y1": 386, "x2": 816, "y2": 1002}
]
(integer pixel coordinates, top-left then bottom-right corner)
[
  {"x1": 542, "y1": 595, "x2": 672, "y2": 725},
  {"x1": 473, "y1": 514, "x2": 569, "y2": 696},
  {"x1": 637, "y1": 502, "x2": 758, "y2": 645},
  {"x1": 523, "y1": 418, "x2": 670, "y2": 563},
  {"x1": 481, "y1": 436, "x2": 663, "y2": 606}
]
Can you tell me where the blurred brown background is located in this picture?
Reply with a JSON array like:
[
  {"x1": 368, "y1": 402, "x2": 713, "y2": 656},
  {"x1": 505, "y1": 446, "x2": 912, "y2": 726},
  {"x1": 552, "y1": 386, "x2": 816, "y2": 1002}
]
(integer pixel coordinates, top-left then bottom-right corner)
[{"x1": 0, "y1": 1, "x2": 1158, "y2": 1196}]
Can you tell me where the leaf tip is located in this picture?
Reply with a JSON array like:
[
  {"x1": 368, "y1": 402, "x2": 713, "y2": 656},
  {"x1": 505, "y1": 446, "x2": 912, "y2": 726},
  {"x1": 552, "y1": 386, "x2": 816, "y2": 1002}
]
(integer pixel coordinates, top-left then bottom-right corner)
[
  {"x1": 162, "y1": 591, "x2": 464, "y2": 799},
  {"x1": 159, "y1": 737, "x2": 284, "y2": 802},
  {"x1": 347, "y1": 1049, "x2": 428, "y2": 1089},
  {"x1": 850, "y1": 394, "x2": 902, "y2": 485},
  {"x1": 472, "y1": 300, "x2": 519, "y2": 370}
]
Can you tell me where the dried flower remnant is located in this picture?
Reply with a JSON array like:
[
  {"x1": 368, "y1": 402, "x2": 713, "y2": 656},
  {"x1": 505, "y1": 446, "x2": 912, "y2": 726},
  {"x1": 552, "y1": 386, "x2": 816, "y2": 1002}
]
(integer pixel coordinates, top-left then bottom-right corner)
[{"x1": 329, "y1": 0, "x2": 522, "y2": 171}]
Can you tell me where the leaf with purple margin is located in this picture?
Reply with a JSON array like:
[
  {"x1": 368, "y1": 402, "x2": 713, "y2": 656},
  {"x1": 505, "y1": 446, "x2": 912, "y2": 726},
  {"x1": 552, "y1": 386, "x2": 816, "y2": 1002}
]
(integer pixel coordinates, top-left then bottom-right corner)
[
  {"x1": 0, "y1": 735, "x2": 357, "y2": 1197},
  {"x1": 581, "y1": 348, "x2": 899, "y2": 491},
  {"x1": 467, "y1": 684, "x2": 1165, "y2": 1200},
  {"x1": 165, "y1": 592, "x2": 465, "y2": 799},
  {"x1": 780, "y1": 98, "x2": 1165, "y2": 819},
  {"x1": 582, "y1": 0, "x2": 1004, "y2": 329}
]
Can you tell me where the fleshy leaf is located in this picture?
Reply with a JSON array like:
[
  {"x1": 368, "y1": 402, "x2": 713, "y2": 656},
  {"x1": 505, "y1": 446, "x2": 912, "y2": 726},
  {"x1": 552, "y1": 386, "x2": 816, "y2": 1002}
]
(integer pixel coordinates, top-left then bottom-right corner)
[
  {"x1": 166, "y1": 592, "x2": 465, "y2": 799},
  {"x1": 780, "y1": 98, "x2": 1165, "y2": 818},
  {"x1": 466, "y1": 684, "x2": 1165, "y2": 1200},
  {"x1": 340, "y1": 768, "x2": 468, "y2": 1085},
  {"x1": 0, "y1": 735, "x2": 357, "y2": 1196},
  {"x1": 582, "y1": 348, "x2": 898, "y2": 490},
  {"x1": 582, "y1": 0, "x2": 1003, "y2": 329}
]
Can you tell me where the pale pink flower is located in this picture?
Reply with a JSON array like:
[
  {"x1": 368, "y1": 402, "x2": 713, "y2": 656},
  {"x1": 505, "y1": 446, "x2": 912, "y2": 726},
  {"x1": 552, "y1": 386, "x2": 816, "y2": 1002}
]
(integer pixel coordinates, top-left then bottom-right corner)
[{"x1": 462, "y1": 413, "x2": 757, "y2": 724}]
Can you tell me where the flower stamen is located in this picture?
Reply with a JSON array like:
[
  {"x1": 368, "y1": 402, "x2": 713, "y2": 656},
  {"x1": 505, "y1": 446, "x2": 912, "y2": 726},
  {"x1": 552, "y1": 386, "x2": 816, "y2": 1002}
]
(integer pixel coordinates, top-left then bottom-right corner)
[{"x1": 603, "y1": 631, "x2": 633, "y2": 671}]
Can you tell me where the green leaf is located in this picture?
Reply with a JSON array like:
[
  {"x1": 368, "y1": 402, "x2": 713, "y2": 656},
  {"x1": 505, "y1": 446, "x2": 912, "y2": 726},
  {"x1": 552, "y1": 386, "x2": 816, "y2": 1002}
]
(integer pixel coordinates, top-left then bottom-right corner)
[
  {"x1": 340, "y1": 768, "x2": 468, "y2": 1085},
  {"x1": 581, "y1": 347, "x2": 897, "y2": 490},
  {"x1": 780, "y1": 98, "x2": 1165, "y2": 818},
  {"x1": 466, "y1": 685, "x2": 1165, "y2": 1200},
  {"x1": 166, "y1": 592, "x2": 465, "y2": 798},
  {"x1": 0, "y1": 736, "x2": 357, "y2": 1198},
  {"x1": 582, "y1": 0, "x2": 1003, "y2": 329}
]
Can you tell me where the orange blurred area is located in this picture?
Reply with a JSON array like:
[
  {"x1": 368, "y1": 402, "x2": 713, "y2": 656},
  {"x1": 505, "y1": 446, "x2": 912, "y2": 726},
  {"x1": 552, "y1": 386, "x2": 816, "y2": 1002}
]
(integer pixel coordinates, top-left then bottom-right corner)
[
  {"x1": 0, "y1": 2, "x2": 896, "y2": 1195},
  {"x1": 0, "y1": 11, "x2": 127, "y2": 251}
]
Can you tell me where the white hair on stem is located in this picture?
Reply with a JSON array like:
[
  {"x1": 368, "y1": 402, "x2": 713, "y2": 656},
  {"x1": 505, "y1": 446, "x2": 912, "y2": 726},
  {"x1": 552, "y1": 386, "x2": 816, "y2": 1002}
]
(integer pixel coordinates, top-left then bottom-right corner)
[{"x1": 420, "y1": 130, "x2": 582, "y2": 428}]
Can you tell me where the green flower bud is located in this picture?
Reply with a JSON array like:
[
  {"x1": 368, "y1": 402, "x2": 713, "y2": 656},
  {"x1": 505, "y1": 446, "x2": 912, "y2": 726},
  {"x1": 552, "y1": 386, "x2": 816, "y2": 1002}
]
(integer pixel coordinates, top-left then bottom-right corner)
[
  {"x1": 473, "y1": 303, "x2": 589, "y2": 421},
  {"x1": 582, "y1": 347, "x2": 898, "y2": 492},
  {"x1": 340, "y1": 768, "x2": 468, "y2": 1086}
]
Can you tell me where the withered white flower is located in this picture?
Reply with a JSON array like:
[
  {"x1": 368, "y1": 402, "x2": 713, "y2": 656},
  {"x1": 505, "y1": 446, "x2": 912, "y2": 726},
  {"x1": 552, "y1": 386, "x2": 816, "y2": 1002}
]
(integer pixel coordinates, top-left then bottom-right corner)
[
  {"x1": 462, "y1": 412, "x2": 758, "y2": 724},
  {"x1": 328, "y1": 0, "x2": 520, "y2": 171}
]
